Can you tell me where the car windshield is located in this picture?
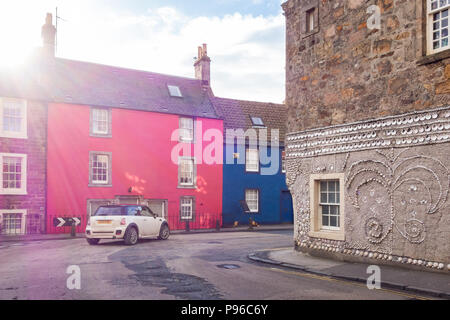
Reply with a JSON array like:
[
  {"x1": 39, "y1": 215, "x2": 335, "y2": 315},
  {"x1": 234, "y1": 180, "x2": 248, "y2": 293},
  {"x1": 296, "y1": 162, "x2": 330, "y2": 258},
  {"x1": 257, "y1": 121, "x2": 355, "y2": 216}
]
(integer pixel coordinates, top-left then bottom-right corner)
[{"x1": 94, "y1": 206, "x2": 142, "y2": 216}]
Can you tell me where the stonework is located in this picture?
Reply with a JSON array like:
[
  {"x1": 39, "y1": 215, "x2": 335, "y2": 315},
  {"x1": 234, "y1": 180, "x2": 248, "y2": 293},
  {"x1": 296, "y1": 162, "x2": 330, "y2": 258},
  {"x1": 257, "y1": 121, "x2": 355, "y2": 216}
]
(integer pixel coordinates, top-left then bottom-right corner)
[
  {"x1": 0, "y1": 101, "x2": 47, "y2": 234},
  {"x1": 283, "y1": 0, "x2": 450, "y2": 272},
  {"x1": 283, "y1": 0, "x2": 450, "y2": 133}
]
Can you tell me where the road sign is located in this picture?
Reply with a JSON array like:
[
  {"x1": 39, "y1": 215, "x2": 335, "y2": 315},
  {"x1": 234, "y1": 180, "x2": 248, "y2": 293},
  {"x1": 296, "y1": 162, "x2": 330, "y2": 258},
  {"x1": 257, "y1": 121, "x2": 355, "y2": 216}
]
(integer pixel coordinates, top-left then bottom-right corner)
[{"x1": 53, "y1": 217, "x2": 81, "y2": 228}]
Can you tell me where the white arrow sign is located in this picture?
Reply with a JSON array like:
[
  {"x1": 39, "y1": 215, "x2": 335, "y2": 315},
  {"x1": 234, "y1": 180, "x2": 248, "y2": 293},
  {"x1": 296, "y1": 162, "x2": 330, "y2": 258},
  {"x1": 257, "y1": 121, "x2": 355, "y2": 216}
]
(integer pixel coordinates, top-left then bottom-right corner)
[
  {"x1": 73, "y1": 217, "x2": 81, "y2": 226},
  {"x1": 56, "y1": 218, "x2": 66, "y2": 228}
]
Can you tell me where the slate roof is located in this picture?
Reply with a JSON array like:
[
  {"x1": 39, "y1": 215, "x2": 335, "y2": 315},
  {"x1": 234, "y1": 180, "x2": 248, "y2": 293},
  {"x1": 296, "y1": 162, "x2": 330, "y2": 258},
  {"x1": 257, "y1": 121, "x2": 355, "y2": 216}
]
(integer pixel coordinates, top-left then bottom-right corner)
[
  {"x1": 0, "y1": 57, "x2": 220, "y2": 119},
  {"x1": 212, "y1": 97, "x2": 287, "y2": 144}
]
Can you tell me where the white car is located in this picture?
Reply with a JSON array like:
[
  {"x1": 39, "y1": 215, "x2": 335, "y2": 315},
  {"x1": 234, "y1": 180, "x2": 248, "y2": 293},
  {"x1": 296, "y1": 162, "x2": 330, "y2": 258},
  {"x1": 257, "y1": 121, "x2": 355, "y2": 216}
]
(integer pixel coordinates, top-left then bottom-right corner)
[{"x1": 85, "y1": 205, "x2": 170, "y2": 245}]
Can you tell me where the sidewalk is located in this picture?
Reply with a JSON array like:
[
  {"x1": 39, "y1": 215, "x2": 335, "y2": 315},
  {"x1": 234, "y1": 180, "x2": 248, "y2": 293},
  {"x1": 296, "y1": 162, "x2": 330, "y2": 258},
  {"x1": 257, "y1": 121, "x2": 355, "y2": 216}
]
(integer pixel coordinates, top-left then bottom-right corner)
[
  {"x1": 0, "y1": 224, "x2": 293, "y2": 243},
  {"x1": 248, "y1": 248, "x2": 450, "y2": 299}
]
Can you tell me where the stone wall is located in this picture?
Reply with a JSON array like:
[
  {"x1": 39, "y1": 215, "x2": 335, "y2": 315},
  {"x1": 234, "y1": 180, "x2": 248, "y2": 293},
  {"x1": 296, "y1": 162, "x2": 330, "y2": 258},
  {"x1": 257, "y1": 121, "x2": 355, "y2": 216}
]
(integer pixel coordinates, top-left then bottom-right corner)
[
  {"x1": 286, "y1": 106, "x2": 450, "y2": 272},
  {"x1": 283, "y1": 0, "x2": 450, "y2": 133},
  {"x1": 0, "y1": 100, "x2": 47, "y2": 234}
]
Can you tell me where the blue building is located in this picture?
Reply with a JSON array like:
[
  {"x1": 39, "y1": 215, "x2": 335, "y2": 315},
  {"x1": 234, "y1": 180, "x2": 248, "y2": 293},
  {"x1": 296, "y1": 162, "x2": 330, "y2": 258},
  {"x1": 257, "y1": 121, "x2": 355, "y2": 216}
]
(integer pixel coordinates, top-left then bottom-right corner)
[{"x1": 213, "y1": 97, "x2": 293, "y2": 226}]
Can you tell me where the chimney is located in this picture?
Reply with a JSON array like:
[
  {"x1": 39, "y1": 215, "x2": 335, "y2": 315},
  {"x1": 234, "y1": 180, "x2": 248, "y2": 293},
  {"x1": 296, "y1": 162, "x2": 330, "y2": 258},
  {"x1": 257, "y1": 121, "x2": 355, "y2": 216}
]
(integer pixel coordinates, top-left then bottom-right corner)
[
  {"x1": 41, "y1": 13, "x2": 56, "y2": 57},
  {"x1": 194, "y1": 43, "x2": 211, "y2": 86}
]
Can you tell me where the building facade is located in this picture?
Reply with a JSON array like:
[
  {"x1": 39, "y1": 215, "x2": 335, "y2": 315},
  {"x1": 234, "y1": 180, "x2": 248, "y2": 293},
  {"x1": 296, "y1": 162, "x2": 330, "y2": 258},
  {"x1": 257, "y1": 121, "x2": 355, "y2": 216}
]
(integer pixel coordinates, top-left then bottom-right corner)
[
  {"x1": 214, "y1": 97, "x2": 293, "y2": 226},
  {"x1": 283, "y1": 0, "x2": 450, "y2": 272}
]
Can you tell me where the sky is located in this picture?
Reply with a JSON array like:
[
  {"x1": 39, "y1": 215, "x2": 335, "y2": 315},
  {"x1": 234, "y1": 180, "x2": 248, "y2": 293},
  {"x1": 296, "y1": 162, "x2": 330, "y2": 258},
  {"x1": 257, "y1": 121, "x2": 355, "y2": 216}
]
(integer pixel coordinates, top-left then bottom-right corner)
[{"x1": 0, "y1": 0, "x2": 286, "y2": 103}]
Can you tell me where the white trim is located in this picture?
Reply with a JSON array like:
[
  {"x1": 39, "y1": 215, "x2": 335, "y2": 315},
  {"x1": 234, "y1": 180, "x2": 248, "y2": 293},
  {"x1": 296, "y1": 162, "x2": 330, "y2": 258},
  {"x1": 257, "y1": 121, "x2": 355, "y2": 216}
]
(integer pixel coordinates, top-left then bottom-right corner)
[
  {"x1": 180, "y1": 197, "x2": 193, "y2": 220},
  {"x1": 0, "y1": 153, "x2": 27, "y2": 195},
  {"x1": 0, "y1": 98, "x2": 28, "y2": 139},
  {"x1": 246, "y1": 148, "x2": 260, "y2": 172},
  {"x1": 0, "y1": 209, "x2": 27, "y2": 235},
  {"x1": 427, "y1": 0, "x2": 450, "y2": 55},
  {"x1": 245, "y1": 189, "x2": 259, "y2": 213}
]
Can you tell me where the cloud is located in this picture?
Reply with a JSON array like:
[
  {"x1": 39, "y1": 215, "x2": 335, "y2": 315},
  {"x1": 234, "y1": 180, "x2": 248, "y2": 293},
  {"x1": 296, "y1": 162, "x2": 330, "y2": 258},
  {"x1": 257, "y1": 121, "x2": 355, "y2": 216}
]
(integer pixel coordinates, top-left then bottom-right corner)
[{"x1": 0, "y1": 1, "x2": 285, "y2": 103}]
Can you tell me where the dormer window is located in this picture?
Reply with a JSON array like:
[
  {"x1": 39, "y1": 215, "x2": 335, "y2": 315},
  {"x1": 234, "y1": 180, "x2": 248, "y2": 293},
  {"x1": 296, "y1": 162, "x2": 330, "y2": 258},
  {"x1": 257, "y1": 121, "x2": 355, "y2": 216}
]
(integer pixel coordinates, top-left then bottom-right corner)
[
  {"x1": 168, "y1": 85, "x2": 182, "y2": 97},
  {"x1": 251, "y1": 117, "x2": 265, "y2": 127}
]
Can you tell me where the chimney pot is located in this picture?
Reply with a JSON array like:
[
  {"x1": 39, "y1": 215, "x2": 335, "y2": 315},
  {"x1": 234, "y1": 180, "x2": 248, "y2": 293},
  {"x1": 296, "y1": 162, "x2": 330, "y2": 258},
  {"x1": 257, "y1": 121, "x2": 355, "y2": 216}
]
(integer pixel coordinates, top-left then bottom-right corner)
[
  {"x1": 194, "y1": 44, "x2": 211, "y2": 86},
  {"x1": 41, "y1": 13, "x2": 56, "y2": 57}
]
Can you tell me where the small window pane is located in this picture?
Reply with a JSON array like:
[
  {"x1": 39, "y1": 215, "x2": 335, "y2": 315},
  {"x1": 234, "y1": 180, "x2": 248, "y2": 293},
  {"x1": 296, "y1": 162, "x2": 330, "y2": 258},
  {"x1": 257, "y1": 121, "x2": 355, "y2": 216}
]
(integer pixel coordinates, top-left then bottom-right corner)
[
  {"x1": 320, "y1": 193, "x2": 327, "y2": 203},
  {"x1": 168, "y1": 85, "x2": 182, "y2": 97}
]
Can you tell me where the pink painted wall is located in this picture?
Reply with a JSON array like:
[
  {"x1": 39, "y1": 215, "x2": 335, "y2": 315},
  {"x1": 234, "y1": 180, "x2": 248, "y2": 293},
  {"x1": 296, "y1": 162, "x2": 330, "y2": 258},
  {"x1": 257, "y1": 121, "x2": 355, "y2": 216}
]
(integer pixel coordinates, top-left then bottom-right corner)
[{"x1": 46, "y1": 103, "x2": 223, "y2": 233}]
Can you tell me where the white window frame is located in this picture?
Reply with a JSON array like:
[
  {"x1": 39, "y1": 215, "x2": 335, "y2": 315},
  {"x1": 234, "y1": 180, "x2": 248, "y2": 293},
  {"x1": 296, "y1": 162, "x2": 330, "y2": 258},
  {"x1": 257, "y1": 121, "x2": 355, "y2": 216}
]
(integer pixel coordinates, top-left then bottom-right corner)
[
  {"x1": 281, "y1": 150, "x2": 286, "y2": 173},
  {"x1": 306, "y1": 8, "x2": 316, "y2": 33},
  {"x1": 0, "y1": 209, "x2": 27, "y2": 235},
  {"x1": 0, "y1": 98, "x2": 27, "y2": 139},
  {"x1": 180, "y1": 197, "x2": 194, "y2": 220},
  {"x1": 427, "y1": 0, "x2": 450, "y2": 54},
  {"x1": 246, "y1": 148, "x2": 260, "y2": 173},
  {"x1": 89, "y1": 152, "x2": 112, "y2": 187},
  {"x1": 309, "y1": 173, "x2": 345, "y2": 241},
  {"x1": 178, "y1": 157, "x2": 196, "y2": 187},
  {"x1": 168, "y1": 85, "x2": 183, "y2": 97},
  {"x1": 179, "y1": 117, "x2": 194, "y2": 142},
  {"x1": 0, "y1": 153, "x2": 27, "y2": 195},
  {"x1": 90, "y1": 107, "x2": 112, "y2": 137},
  {"x1": 319, "y1": 180, "x2": 341, "y2": 231},
  {"x1": 245, "y1": 189, "x2": 259, "y2": 213}
]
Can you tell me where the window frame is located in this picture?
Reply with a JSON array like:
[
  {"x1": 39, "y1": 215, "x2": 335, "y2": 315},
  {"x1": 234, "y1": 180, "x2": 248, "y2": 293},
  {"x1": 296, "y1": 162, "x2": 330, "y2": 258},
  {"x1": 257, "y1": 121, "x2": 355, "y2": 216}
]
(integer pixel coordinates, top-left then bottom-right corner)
[
  {"x1": 427, "y1": 0, "x2": 450, "y2": 55},
  {"x1": 245, "y1": 148, "x2": 260, "y2": 173},
  {"x1": 0, "y1": 209, "x2": 27, "y2": 235},
  {"x1": 0, "y1": 98, "x2": 27, "y2": 139},
  {"x1": 89, "y1": 151, "x2": 112, "y2": 187},
  {"x1": 179, "y1": 117, "x2": 195, "y2": 143},
  {"x1": 319, "y1": 180, "x2": 341, "y2": 231},
  {"x1": 90, "y1": 107, "x2": 112, "y2": 138},
  {"x1": 180, "y1": 196, "x2": 195, "y2": 221},
  {"x1": 0, "y1": 153, "x2": 27, "y2": 195},
  {"x1": 168, "y1": 85, "x2": 183, "y2": 98},
  {"x1": 309, "y1": 173, "x2": 345, "y2": 241},
  {"x1": 281, "y1": 150, "x2": 286, "y2": 174},
  {"x1": 245, "y1": 189, "x2": 260, "y2": 213},
  {"x1": 178, "y1": 156, "x2": 197, "y2": 188}
]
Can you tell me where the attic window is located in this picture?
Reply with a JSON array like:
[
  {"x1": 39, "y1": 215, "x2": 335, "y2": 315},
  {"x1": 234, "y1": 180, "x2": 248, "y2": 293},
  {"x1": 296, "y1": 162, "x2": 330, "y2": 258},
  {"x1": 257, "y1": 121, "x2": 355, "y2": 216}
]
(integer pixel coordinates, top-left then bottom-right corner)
[
  {"x1": 168, "y1": 85, "x2": 182, "y2": 97},
  {"x1": 251, "y1": 117, "x2": 265, "y2": 127}
]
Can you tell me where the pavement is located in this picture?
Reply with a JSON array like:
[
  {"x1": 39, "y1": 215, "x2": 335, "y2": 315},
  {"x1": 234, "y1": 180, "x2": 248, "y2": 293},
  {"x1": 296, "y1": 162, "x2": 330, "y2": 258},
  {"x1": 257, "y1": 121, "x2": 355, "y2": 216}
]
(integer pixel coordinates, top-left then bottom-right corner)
[
  {"x1": 0, "y1": 224, "x2": 294, "y2": 243},
  {"x1": 248, "y1": 248, "x2": 450, "y2": 299}
]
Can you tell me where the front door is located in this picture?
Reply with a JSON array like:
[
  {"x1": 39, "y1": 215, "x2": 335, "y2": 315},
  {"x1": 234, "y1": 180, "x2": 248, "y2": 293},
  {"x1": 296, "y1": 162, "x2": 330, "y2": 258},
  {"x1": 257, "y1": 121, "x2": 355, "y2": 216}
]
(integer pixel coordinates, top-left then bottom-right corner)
[{"x1": 280, "y1": 191, "x2": 294, "y2": 224}]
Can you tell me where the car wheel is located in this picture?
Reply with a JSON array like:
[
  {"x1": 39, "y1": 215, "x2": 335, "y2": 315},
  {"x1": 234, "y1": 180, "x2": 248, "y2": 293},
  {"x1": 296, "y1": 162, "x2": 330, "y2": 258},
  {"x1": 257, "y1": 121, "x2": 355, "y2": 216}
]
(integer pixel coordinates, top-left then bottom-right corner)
[
  {"x1": 87, "y1": 238, "x2": 100, "y2": 245},
  {"x1": 158, "y1": 224, "x2": 170, "y2": 240},
  {"x1": 124, "y1": 227, "x2": 139, "y2": 245}
]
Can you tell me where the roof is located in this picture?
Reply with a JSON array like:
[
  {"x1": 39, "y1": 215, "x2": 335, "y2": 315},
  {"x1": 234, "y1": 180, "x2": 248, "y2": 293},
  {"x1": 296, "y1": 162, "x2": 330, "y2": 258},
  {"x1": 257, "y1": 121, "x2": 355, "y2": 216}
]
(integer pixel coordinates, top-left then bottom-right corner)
[
  {"x1": 0, "y1": 56, "x2": 220, "y2": 119},
  {"x1": 212, "y1": 97, "x2": 287, "y2": 144}
]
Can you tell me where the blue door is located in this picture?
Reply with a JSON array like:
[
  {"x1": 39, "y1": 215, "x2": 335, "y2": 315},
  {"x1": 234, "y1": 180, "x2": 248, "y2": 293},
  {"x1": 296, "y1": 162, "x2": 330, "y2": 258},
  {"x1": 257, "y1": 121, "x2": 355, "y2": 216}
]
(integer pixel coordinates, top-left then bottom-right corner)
[{"x1": 280, "y1": 191, "x2": 293, "y2": 224}]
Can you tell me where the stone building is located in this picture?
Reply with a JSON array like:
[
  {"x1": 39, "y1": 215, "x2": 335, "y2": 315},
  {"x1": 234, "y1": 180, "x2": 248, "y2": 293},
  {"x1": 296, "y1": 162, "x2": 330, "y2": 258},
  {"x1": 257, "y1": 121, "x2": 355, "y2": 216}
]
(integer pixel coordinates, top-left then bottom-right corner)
[{"x1": 282, "y1": 0, "x2": 450, "y2": 272}]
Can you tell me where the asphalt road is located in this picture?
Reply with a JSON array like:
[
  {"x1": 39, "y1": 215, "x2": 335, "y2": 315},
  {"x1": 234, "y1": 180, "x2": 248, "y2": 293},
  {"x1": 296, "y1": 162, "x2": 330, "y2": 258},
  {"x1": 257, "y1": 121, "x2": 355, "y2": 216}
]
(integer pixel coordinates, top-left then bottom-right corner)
[{"x1": 0, "y1": 230, "x2": 434, "y2": 300}]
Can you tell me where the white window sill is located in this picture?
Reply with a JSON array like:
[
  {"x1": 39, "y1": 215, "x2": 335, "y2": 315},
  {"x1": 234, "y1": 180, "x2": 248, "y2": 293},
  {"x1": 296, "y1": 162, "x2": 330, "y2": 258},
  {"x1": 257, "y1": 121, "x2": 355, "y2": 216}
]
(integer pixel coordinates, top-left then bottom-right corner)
[
  {"x1": 309, "y1": 230, "x2": 345, "y2": 241},
  {"x1": 0, "y1": 133, "x2": 28, "y2": 139},
  {"x1": 0, "y1": 190, "x2": 28, "y2": 195}
]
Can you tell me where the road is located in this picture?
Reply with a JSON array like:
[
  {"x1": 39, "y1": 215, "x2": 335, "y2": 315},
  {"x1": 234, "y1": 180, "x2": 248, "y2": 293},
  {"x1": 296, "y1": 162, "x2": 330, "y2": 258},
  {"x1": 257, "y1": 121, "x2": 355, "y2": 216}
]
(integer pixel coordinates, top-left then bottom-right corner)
[{"x1": 0, "y1": 230, "x2": 434, "y2": 300}]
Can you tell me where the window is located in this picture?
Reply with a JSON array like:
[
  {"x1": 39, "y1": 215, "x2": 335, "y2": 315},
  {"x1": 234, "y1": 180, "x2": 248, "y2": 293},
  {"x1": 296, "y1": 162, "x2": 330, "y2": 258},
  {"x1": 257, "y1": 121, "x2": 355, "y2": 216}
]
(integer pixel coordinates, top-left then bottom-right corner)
[
  {"x1": 179, "y1": 157, "x2": 196, "y2": 187},
  {"x1": 90, "y1": 108, "x2": 111, "y2": 137},
  {"x1": 89, "y1": 152, "x2": 112, "y2": 187},
  {"x1": 306, "y1": 8, "x2": 316, "y2": 33},
  {"x1": 319, "y1": 181, "x2": 340, "y2": 230},
  {"x1": 428, "y1": 0, "x2": 450, "y2": 54},
  {"x1": 251, "y1": 116, "x2": 265, "y2": 127},
  {"x1": 0, "y1": 153, "x2": 27, "y2": 195},
  {"x1": 246, "y1": 148, "x2": 259, "y2": 172},
  {"x1": 309, "y1": 173, "x2": 345, "y2": 241},
  {"x1": 168, "y1": 85, "x2": 182, "y2": 97},
  {"x1": 180, "y1": 197, "x2": 194, "y2": 220},
  {"x1": 245, "y1": 189, "x2": 259, "y2": 213},
  {"x1": 179, "y1": 117, "x2": 194, "y2": 142},
  {"x1": 0, "y1": 210, "x2": 27, "y2": 235},
  {"x1": 0, "y1": 98, "x2": 27, "y2": 139},
  {"x1": 281, "y1": 151, "x2": 286, "y2": 173}
]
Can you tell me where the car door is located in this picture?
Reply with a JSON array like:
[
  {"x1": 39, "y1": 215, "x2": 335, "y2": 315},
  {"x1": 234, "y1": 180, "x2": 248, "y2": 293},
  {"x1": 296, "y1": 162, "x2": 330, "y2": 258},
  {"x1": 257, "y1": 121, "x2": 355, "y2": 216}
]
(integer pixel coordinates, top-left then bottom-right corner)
[
  {"x1": 141, "y1": 207, "x2": 159, "y2": 236},
  {"x1": 129, "y1": 206, "x2": 149, "y2": 237}
]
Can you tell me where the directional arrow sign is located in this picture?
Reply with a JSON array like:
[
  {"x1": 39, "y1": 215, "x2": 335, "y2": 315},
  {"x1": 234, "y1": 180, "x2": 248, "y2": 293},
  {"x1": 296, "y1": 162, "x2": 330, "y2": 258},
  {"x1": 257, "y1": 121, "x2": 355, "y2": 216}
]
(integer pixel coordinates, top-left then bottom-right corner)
[{"x1": 53, "y1": 217, "x2": 82, "y2": 227}]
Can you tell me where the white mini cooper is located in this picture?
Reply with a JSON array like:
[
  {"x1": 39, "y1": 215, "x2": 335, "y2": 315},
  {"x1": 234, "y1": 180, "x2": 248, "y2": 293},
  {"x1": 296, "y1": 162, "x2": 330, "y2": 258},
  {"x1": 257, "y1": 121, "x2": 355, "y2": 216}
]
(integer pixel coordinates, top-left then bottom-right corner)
[{"x1": 85, "y1": 205, "x2": 170, "y2": 245}]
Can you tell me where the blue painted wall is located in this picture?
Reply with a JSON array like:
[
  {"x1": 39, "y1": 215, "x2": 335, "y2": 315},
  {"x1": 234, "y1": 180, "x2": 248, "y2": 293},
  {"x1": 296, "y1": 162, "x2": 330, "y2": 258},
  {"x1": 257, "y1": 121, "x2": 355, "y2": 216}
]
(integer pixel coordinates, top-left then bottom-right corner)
[{"x1": 222, "y1": 144, "x2": 293, "y2": 226}]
